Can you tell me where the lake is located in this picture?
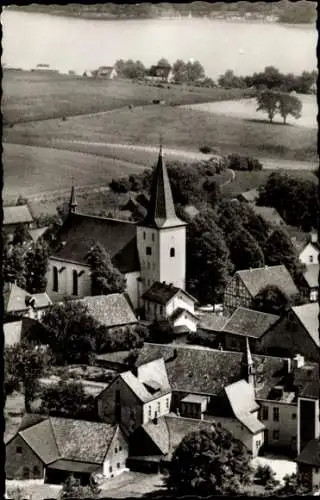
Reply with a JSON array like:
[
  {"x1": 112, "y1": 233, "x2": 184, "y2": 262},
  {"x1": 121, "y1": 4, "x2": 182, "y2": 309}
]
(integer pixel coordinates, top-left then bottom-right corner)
[{"x1": 2, "y1": 10, "x2": 317, "y2": 79}]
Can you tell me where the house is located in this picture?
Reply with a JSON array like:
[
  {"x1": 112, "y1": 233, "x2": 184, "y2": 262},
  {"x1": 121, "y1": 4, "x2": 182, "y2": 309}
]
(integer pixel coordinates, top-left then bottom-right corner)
[
  {"x1": 237, "y1": 189, "x2": 259, "y2": 204},
  {"x1": 297, "y1": 232, "x2": 319, "y2": 265},
  {"x1": 223, "y1": 265, "x2": 299, "y2": 315},
  {"x1": 3, "y1": 205, "x2": 33, "y2": 236},
  {"x1": 301, "y1": 264, "x2": 319, "y2": 302},
  {"x1": 97, "y1": 357, "x2": 172, "y2": 434},
  {"x1": 215, "y1": 307, "x2": 281, "y2": 353},
  {"x1": 145, "y1": 64, "x2": 173, "y2": 83},
  {"x1": 142, "y1": 282, "x2": 198, "y2": 332},
  {"x1": 5, "y1": 416, "x2": 128, "y2": 483},
  {"x1": 258, "y1": 303, "x2": 319, "y2": 362},
  {"x1": 80, "y1": 294, "x2": 137, "y2": 330},
  {"x1": 47, "y1": 145, "x2": 187, "y2": 310},
  {"x1": 251, "y1": 206, "x2": 285, "y2": 228},
  {"x1": 93, "y1": 66, "x2": 117, "y2": 79},
  {"x1": 4, "y1": 282, "x2": 52, "y2": 320}
]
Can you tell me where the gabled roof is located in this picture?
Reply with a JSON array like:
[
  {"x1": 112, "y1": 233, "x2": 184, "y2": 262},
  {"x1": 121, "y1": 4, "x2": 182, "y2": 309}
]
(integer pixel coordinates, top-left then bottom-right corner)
[
  {"x1": 142, "y1": 281, "x2": 197, "y2": 305},
  {"x1": 81, "y1": 294, "x2": 137, "y2": 327},
  {"x1": 50, "y1": 212, "x2": 140, "y2": 273},
  {"x1": 4, "y1": 282, "x2": 30, "y2": 313},
  {"x1": 238, "y1": 189, "x2": 259, "y2": 203},
  {"x1": 47, "y1": 459, "x2": 100, "y2": 473},
  {"x1": 170, "y1": 307, "x2": 199, "y2": 322},
  {"x1": 136, "y1": 343, "x2": 287, "y2": 400},
  {"x1": 4, "y1": 321, "x2": 22, "y2": 346},
  {"x1": 296, "y1": 438, "x2": 320, "y2": 466},
  {"x1": 303, "y1": 264, "x2": 319, "y2": 289},
  {"x1": 3, "y1": 205, "x2": 33, "y2": 225},
  {"x1": 29, "y1": 226, "x2": 49, "y2": 243},
  {"x1": 252, "y1": 206, "x2": 285, "y2": 226},
  {"x1": 221, "y1": 307, "x2": 280, "y2": 339},
  {"x1": 224, "y1": 380, "x2": 264, "y2": 434},
  {"x1": 236, "y1": 265, "x2": 299, "y2": 299},
  {"x1": 292, "y1": 302, "x2": 319, "y2": 347},
  {"x1": 198, "y1": 313, "x2": 228, "y2": 332},
  {"x1": 17, "y1": 417, "x2": 118, "y2": 466},
  {"x1": 29, "y1": 292, "x2": 53, "y2": 309},
  {"x1": 141, "y1": 147, "x2": 186, "y2": 229}
]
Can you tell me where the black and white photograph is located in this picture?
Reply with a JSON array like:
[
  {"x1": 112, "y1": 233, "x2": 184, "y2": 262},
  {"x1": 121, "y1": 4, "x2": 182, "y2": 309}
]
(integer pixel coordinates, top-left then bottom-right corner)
[{"x1": 2, "y1": 2, "x2": 319, "y2": 499}]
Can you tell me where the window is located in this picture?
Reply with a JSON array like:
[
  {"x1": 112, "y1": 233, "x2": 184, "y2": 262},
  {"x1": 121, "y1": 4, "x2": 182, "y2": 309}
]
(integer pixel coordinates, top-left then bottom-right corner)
[
  {"x1": 53, "y1": 266, "x2": 58, "y2": 292},
  {"x1": 152, "y1": 233, "x2": 155, "y2": 242},
  {"x1": 117, "y1": 463, "x2": 121, "y2": 469},
  {"x1": 143, "y1": 231, "x2": 146, "y2": 240},
  {"x1": 262, "y1": 406, "x2": 269, "y2": 421},
  {"x1": 148, "y1": 405, "x2": 152, "y2": 417},
  {"x1": 33, "y1": 466, "x2": 40, "y2": 476},
  {"x1": 109, "y1": 466, "x2": 113, "y2": 473},
  {"x1": 273, "y1": 407, "x2": 279, "y2": 422},
  {"x1": 23, "y1": 467, "x2": 30, "y2": 479},
  {"x1": 157, "y1": 401, "x2": 161, "y2": 413},
  {"x1": 166, "y1": 398, "x2": 169, "y2": 409},
  {"x1": 273, "y1": 430, "x2": 280, "y2": 440},
  {"x1": 115, "y1": 447, "x2": 118, "y2": 454},
  {"x1": 160, "y1": 306, "x2": 163, "y2": 315},
  {"x1": 119, "y1": 446, "x2": 122, "y2": 451},
  {"x1": 170, "y1": 247, "x2": 175, "y2": 257},
  {"x1": 292, "y1": 413, "x2": 297, "y2": 420},
  {"x1": 146, "y1": 246, "x2": 152, "y2": 256},
  {"x1": 16, "y1": 446, "x2": 22, "y2": 454},
  {"x1": 72, "y1": 270, "x2": 78, "y2": 296},
  {"x1": 309, "y1": 255, "x2": 314, "y2": 263},
  {"x1": 256, "y1": 440, "x2": 261, "y2": 449}
]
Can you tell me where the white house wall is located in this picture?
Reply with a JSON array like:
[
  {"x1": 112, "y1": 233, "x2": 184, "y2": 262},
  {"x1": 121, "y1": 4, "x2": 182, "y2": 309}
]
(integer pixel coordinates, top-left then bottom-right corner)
[
  {"x1": 125, "y1": 271, "x2": 140, "y2": 309},
  {"x1": 299, "y1": 244, "x2": 319, "y2": 265},
  {"x1": 159, "y1": 227, "x2": 186, "y2": 290},
  {"x1": 102, "y1": 427, "x2": 128, "y2": 479},
  {"x1": 173, "y1": 313, "x2": 197, "y2": 332},
  {"x1": 258, "y1": 400, "x2": 297, "y2": 453},
  {"x1": 47, "y1": 259, "x2": 91, "y2": 301},
  {"x1": 142, "y1": 394, "x2": 172, "y2": 423},
  {"x1": 213, "y1": 416, "x2": 264, "y2": 457},
  {"x1": 137, "y1": 226, "x2": 160, "y2": 292},
  {"x1": 166, "y1": 293, "x2": 195, "y2": 316}
]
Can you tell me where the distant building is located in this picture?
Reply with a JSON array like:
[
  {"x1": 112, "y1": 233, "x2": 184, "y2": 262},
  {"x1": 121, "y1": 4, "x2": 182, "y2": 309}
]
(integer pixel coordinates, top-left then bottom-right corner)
[
  {"x1": 93, "y1": 66, "x2": 118, "y2": 79},
  {"x1": 145, "y1": 64, "x2": 173, "y2": 83},
  {"x1": 223, "y1": 265, "x2": 299, "y2": 315},
  {"x1": 237, "y1": 188, "x2": 259, "y2": 204},
  {"x1": 251, "y1": 205, "x2": 285, "y2": 228},
  {"x1": 5, "y1": 416, "x2": 128, "y2": 483},
  {"x1": 301, "y1": 264, "x2": 319, "y2": 303},
  {"x1": 4, "y1": 282, "x2": 52, "y2": 320},
  {"x1": 297, "y1": 232, "x2": 319, "y2": 265},
  {"x1": 3, "y1": 205, "x2": 33, "y2": 236}
]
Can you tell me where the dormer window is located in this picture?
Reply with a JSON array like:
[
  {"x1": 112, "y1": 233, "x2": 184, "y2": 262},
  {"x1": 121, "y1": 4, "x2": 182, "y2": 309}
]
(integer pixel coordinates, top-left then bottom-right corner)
[
  {"x1": 170, "y1": 247, "x2": 175, "y2": 257},
  {"x1": 146, "y1": 246, "x2": 152, "y2": 256}
]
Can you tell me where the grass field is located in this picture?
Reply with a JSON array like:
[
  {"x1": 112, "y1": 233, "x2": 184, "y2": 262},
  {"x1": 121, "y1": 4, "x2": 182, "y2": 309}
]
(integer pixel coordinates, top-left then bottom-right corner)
[
  {"x1": 5, "y1": 103, "x2": 317, "y2": 163},
  {"x1": 3, "y1": 70, "x2": 252, "y2": 125}
]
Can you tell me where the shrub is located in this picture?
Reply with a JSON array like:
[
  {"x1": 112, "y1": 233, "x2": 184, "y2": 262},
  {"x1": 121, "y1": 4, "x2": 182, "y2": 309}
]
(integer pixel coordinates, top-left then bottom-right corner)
[
  {"x1": 228, "y1": 153, "x2": 263, "y2": 171},
  {"x1": 199, "y1": 145, "x2": 212, "y2": 154}
]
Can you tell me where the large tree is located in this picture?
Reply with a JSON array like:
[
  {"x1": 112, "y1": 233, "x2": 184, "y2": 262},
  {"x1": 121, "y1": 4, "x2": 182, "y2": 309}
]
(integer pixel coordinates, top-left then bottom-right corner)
[
  {"x1": 253, "y1": 285, "x2": 292, "y2": 316},
  {"x1": 41, "y1": 300, "x2": 99, "y2": 364},
  {"x1": 60, "y1": 474, "x2": 100, "y2": 499},
  {"x1": 86, "y1": 242, "x2": 126, "y2": 296},
  {"x1": 229, "y1": 228, "x2": 265, "y2": 271},
  {"x1": 256, "y1": 90, "x2": 279, "y2": 123},
  {"x1": 3, "y1": 243, "x2": 26, "y2": 289},
  {"x1": 24, "y1": 240, "x2": 49, "y2": 294},
  {"x1": 278, "y1": 92, "x2": 302, "y2": 124},
  {"x1": 167, "y1": 426, "x2": 252, "y2": 496}
]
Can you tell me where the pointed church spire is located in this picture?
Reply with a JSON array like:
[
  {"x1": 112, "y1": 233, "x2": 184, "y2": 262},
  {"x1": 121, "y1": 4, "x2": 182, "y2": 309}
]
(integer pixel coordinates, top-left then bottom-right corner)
[
  {"x1": 69, "y1": 181, "x2": 78, "y2": 214},
  {"x1": 142, "y1": 144, "x2": 186, "y2": 229},
  {"x1": 243, "y1": 336, "x2": 255, "y2": 386}
]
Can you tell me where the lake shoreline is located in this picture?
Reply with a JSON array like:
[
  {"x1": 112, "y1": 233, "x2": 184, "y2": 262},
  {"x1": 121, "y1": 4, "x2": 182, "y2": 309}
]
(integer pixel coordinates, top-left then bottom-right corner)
[{"x1": 4, "y1": 6, "x2": 314, "y2": 26}]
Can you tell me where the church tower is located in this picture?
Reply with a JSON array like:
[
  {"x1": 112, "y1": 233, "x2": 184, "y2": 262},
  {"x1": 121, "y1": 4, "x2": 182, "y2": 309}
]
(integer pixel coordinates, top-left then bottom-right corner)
[
  {"x1": 136, "y1": 144, "x2": 187, "y2": 293},
  {"x1": 69, "y1": 184, "x2": 78, "y2": 214},
  {"x1": 242, "y1": 337, "x2": 255, "y2": 388}
]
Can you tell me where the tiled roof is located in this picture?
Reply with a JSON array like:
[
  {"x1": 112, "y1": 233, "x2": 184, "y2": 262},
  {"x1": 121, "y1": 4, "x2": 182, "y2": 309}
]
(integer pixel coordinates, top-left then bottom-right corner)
[
  {"x1": 221, "y1": 307, "x2": 280, "y2": 339},
  {"x1": 142, "y1": 418, "x2": 169, "y2": 455},
  {"x1": 4, "y1": 282, "x2": 30, "y2": 313},
  {"x1": 29, "y1": 226, "x2": 49, "y2": 243},
  {"x1": 299, "y1": 380, "x2": 320, "y2": 400},
  {"x1": 51, "y1": 212, "x2": 140, "y2": 273},
  {"x1": 136, "y1": 344, "x2": 287, "y2": 400},
  {"x1": 4, "y1": 321, "x2": 22, "y2": 346},
  {"x1": 17, "y1": 417, "x2": 118, "y2": 466},
  {"x1": 29, "y1": 292, "x2": 52, "y2": 309},
  {"x1": 252, "y1": 206, "x2": 285, "y2": 226},
  {"x1": 303, "y1": 264, "x2": 319, "y2": 289},
  {"x1": 47, "y1": 459, "x2": 101, "y2": 473},
  {"x1": 170, "y1": 307, "x2": 199, "y2": 322},
  {"x1": 120, "y1": 367, "x2": 170, "y2": 404},
  {"x1": 296, "y1": 438, "x2": 320, "y2": 466},
  {"x1": 238, "y1": 189, "x2": 258, "y2": 203},
  {"x1": 81, "y1": 294, "x2": 137, "y2": 327},
  {"x1": 141, "y1": 147, "x2": 186, "y2": 229},
  {"x1": 292, "y1": 302, "x2": 319, "y2": 347},
  {"x1": 3, "y1": 205, "x2": 33, "y2": 225},
  {"x1": 142, "y1": 281, "x2": 196, "y2": 305},
  {"x1": 237, "y1": 265, "x2": 299, "y2": 298},
  {"x1": 224, "y1": 380, "x2": 264, "y2": 434},
  {"x1": 20, "y1": 419, "x2": 60, "y2": 465},
  {"x1": 198, "y1": 313, "x2": 228, "y2": 332}
]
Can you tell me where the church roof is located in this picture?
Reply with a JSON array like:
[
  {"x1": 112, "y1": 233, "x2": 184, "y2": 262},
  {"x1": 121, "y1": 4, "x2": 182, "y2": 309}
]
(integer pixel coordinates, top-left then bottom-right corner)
[
  {"x1": 50, "y1": 212, "x2": 140, "y2": 273},
  {"x1": 141, "y1": 147, "x2": 186, "y2": 229}
]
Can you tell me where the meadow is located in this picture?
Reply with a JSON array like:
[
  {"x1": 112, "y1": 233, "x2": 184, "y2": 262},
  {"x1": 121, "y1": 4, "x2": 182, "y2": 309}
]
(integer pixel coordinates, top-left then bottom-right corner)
[{"x1": 3, "y1": 70, "x2": 252, "y2": 125}]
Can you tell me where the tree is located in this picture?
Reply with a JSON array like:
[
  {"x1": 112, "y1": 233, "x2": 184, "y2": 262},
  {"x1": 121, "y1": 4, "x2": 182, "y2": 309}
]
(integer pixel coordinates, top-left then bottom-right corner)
[
  {"x1": 254, "y1": 464, "x2": 280, "y2": 490},
  {"x1": 263, "y1": 229, "x2": 305, "y2": 285},
  {"x1": 86, "y1": 242, "x2": 126, "y2": 296},
  {"x1": 41, "y1": 379, "x2": 97, "y2": 420},
  {"x1": 278, "y1": 92, "x2": 302, "y2": 124},
  {"x1": 24, "y1": 240, "x2": 49, "y2": 294},
  {"x1": 3, "y1": 243, "x2": 26, "y2": 289},
  {"x1": 218, "y1": 69, "x2": 246, "y2": 89},
  {"x1": 148, "y1": 319, "x2": 175, "y2": 344},
  {"x1": 41, "y1": 300, "x2": 100, "y2": 364},
  {"x1": 60, "y1": 474, "x2": 100, "y2": 499},
  {"x1": 229, "y1": 229, "x2": 265, "y2": 271},
  {"x1": 167, "y1": 426, "x2": 252, "y2": 496},
  {"x1": 256, "y1": 90, "x2": 279, "y2": 123},
  {"x1": 186, "y1": 60, "x2": 205, "y2": 82},
  {"x1": 5, "y1": 343, "x2": 46, "y2": 412},
  {"x1": 157, "y1": 57, "x2": 170, "y2": 66},
  {"x1": 253, "y1": 285, "x2": 292, "y2": 316},
  {"x1": 172, "y1": 59, "x2": 187, "y2": 83},
  {"x1": 12, "y1": 224, "x2": 30, "y2": 246},
  {"x1": 115, "y1": 59, "x2": 146, "y2": 79},
  {"x1": 276, "y1": 473, "x2": 310, "y2": 496}
]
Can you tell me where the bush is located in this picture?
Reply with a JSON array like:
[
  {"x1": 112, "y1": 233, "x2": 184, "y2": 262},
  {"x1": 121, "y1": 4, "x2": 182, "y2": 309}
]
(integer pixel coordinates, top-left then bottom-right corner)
[
  {"x1": 228, "y1": 153, "x2": 263, "y2": 171},
  {"x1": 254, "y1": 464, "x2": 278, "y2": 486},
  {"x1": 199, "y1": 145, "x2": 212, "y2": 154}
]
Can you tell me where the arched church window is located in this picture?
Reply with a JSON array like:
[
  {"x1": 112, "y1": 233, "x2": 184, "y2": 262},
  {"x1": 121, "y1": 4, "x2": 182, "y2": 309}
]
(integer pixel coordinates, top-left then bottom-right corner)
[
  {"x1": 53, "y1": 266, "x2": 58, "y2": 292},
  {"x1": 72, "y1": 270, "x2": 78, "y2": 296},
  {"x1": 170, "y1": 247, "x2": 175, "y2": 257}
]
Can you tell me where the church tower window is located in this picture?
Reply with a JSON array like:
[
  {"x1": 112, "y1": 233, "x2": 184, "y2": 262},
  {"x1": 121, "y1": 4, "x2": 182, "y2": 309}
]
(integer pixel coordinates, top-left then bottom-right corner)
[{"x1": 170, "y1": 247, "x2": 175, "y2": 257}]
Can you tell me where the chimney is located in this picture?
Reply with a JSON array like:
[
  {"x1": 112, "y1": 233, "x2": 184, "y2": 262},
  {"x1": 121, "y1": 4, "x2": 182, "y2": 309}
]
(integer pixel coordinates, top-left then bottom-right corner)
[{"x1": 292, "y1": 354, "x2": 305, "y2": 370}]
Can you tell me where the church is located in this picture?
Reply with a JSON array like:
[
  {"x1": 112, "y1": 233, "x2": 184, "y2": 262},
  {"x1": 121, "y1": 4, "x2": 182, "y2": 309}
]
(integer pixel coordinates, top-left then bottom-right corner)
[{"x1": 46, "y1": 146, "x2": 198, "y2": 328}]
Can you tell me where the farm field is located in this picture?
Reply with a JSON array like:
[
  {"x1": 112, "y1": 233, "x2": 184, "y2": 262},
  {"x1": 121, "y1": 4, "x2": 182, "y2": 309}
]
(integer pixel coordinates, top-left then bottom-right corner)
[
  {"x1": 5, "y1": 103, "x2": 317, "y2": 163},
  {"x1": 2, "y1": 70, "x2": 252, "y2": 124},
  {"x1": 183, "y1": 93, "x2": 317, "y2": 129}
]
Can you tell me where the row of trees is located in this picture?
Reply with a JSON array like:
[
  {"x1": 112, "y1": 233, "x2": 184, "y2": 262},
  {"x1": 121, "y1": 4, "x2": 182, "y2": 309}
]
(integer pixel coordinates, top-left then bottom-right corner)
[
  {"x1": 258, "y1": 172, "x2": 318, "y2": 232},
  {"x1": 256, "y1": 90, "x2": 302, "y2": 124},
  {"x1": 218, "y1": 66, "x2": 316, "y2": 94}
]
